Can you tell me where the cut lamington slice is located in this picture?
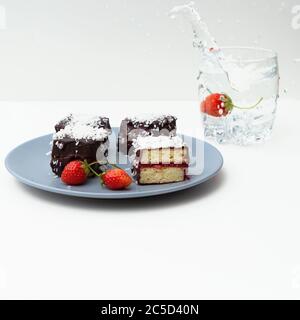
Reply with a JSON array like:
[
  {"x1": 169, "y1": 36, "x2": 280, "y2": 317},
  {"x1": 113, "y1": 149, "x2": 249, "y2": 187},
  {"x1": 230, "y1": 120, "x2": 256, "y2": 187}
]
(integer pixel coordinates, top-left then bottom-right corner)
[
  {"x1": 118, "y1": 114, "x2": 177, "y2": 154},
  {"x1": 51, "y1": 114, "x2": 111, "y2": 176},
  {"x1": 131, "y1": 135, "x2": 189, "y2": 185}
]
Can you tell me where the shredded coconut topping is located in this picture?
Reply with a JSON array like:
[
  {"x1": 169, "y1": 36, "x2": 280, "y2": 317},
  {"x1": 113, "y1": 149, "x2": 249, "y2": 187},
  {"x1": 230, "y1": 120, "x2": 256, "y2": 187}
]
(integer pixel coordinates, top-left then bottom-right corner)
[
  {"x1": 53, "y1": 113, "x2": 110, "y2": 141},
  {"x1": 62, "y1": 113, "x2": 108, "y2": 127},
  {"x1": 133, "y1": 135, "x2": 185, "y2": 151},
  {"x1": 128, "y1": 113, "x2": 176, "y2": 124},
  {"x1": 53, "y1": 124, "x2": 109, "y2": 141}
]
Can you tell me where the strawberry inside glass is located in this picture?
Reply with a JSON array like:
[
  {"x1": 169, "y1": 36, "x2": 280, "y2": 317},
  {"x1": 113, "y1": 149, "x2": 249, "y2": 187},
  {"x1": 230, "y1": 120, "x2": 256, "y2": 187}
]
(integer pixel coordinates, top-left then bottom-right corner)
[
  {"x1": 170, "y1": 3, "x2": 279, "y2": 145},
  {"x1": 199, "y1": 47, "x2": 279, "y2": 145}
]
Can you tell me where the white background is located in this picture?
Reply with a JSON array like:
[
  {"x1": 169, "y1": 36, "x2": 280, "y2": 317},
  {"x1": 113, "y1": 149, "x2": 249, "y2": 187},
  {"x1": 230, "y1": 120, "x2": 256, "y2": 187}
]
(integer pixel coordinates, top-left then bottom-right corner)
[
  {"x1": 1, "y1": 98, "x2": 300, "y2": 300},
  {"x1": 0, "y1": 0, "x2": 300, "y2": 300},
  {"x1": 0, "y1": 0, "x2": 300, "y2": 100}
]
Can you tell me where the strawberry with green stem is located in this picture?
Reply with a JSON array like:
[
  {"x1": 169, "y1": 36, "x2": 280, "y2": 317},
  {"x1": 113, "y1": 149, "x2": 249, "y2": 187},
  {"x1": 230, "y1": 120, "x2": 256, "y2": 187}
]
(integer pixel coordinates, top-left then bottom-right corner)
[
  {"x1": 201, "y1": 93, "x2": 263, "y2": 117},
  {"x1": 86, "y1": 161, "x2": 132, "y2": 190}
]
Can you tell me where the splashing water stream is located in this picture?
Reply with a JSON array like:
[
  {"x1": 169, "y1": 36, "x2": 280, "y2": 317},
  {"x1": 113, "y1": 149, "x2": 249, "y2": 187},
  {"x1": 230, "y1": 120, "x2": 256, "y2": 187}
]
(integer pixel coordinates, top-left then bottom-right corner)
[
  {"x1": 169, "y1": 2, "x2": 279, "y2": 145},
  {"x1": 169, "y1": 2, "x2": 268, "y2": 92}
]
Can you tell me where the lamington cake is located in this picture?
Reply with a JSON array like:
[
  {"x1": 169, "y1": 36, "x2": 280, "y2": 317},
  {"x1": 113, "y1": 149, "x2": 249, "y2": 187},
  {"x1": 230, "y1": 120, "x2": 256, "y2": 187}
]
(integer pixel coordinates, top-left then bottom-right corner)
[
  {"x1": 50, "y1": 114, "x2": 111, "y2": 176},
  {"x1": 118, "y1": 114, "x2": 177, "y2": 155},
  {"x1": 131, "y1": 135, "x2": 189, "y2": 185}
]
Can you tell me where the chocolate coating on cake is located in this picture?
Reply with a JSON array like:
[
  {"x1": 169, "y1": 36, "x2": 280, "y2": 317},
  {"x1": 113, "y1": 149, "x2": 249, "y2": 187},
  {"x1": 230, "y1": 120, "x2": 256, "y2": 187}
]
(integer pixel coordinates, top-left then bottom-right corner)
[
  {"x1": 118, "y1": 114, "x2": 177, "y2": 154},
  {"x1": 51, "y1": 114, "x2": 111, "y2": 176},
  {"x1": 51, "y1": 138, "x2": 108, "y2": 176}
]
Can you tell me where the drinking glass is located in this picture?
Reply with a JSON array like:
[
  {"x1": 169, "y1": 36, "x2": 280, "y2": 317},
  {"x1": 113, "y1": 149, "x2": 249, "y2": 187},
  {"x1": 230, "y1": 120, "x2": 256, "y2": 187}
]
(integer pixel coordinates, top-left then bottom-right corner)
[{"x1": 199, "y1": 47, "x2": 279, "y2": 145}]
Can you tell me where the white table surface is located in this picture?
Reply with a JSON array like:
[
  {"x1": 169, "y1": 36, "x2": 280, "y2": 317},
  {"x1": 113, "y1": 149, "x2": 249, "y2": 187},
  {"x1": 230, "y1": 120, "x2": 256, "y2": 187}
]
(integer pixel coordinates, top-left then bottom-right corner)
[{"x1": 0, "y1": 98, "x2": 299, "y2": 300}]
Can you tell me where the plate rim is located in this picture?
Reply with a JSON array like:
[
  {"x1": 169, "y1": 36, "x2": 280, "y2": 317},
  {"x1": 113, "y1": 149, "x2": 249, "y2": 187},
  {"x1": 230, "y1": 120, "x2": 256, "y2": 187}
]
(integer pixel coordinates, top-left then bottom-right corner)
[{"x1": 5, "y1": 133, "x2": 224, "y2": 199}]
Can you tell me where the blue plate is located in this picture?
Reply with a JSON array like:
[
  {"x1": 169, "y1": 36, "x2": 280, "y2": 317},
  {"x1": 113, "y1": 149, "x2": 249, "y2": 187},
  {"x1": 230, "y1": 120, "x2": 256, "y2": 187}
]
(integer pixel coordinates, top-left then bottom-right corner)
[{"x1": 5, "y1": 130, "x2": 223, "y2": 199}]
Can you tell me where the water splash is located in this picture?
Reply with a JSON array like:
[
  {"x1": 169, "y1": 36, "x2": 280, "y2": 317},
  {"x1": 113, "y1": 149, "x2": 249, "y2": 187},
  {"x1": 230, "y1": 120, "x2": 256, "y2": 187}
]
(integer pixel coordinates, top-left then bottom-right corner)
[
  {"x1": 169, "y1": 3, "x2": 229, "y2": 78},
  {"x1": 169, "y1": 2, "x2": 261, "y2": 92},
  {"x1": 169, "y1": 3, "x2": 278, "y2": 145},
  {"x1": 170, "y1": 2, "x2": 218, "y2": 50}
]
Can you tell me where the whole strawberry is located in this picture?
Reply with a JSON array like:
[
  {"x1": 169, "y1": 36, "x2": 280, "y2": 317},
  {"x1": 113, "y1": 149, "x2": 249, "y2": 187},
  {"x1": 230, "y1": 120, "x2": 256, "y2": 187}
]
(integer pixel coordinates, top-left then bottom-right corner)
[
  {"x1": 201, "y1": 93, "x2": 263, "y2": 117},
  {"x1": 201, "y1": 93, "x2": 233, "y2": 117},
  {"x1": 61, "y1": 160, "x2": 90, "y2": 186},
  {"x1": 102, "y1": 168, "x2": 132, "y2": 190}
]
